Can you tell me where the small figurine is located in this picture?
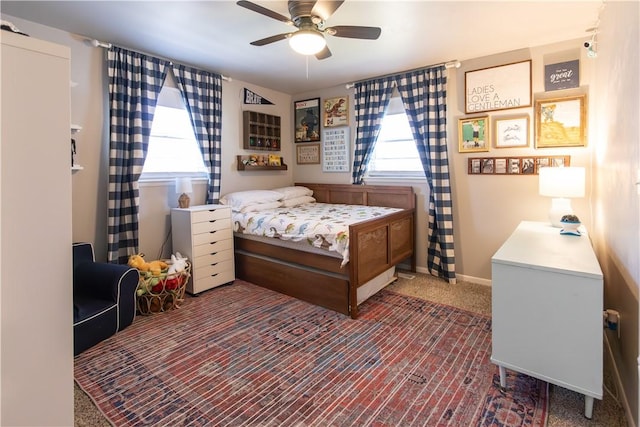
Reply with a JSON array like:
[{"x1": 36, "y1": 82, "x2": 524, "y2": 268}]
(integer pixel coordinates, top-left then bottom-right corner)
[{"x1": 560, "y1": 214, "x2": 581, "y2": 236}]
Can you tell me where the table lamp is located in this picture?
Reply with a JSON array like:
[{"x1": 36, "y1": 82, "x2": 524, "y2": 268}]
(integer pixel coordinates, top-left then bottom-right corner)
[
  {"x1": 538, "y1": 166, "x2": 585, "y2": 227},
  {"x1": 176, "y1": 177, "x2": 193, "y2": 208}
]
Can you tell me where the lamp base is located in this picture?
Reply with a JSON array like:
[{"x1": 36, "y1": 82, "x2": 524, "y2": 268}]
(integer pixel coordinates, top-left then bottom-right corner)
[
  {"x1": 178, "y1": 193, "x2": 190, "y2": 208},
  {"x1": 548, "y1": 197, "x2": 573, "y2": 228}
]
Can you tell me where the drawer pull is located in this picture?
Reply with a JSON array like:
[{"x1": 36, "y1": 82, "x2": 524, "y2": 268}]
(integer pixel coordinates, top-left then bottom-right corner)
[{"x1": 209, "y1": 252, "x2": 218, "y2": 256}]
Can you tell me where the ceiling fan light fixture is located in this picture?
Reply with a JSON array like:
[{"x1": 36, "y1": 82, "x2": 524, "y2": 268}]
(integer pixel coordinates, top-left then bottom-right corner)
[{"x1": 288, "y1": 30, "x2": 326, "y2": 55}]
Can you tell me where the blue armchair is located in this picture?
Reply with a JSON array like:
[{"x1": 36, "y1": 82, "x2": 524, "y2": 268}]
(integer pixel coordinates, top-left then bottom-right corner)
[{"x1": 73, "y1": 243, "x2": 139, "y2": 356}]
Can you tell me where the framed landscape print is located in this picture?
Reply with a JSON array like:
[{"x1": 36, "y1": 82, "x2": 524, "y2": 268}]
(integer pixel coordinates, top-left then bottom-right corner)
[
  {"x1": 323, "y1": 96, "x2": 348, "y2": 127},
  {"x1": 535, "y1": 95, "x2": 587, "y2": 148},
  {"x1": 294, "y1": 98, "x2": 321, "y2": 143},
  {"x1": 458, "y1": 116, "x2": 489, "y2": 152}
]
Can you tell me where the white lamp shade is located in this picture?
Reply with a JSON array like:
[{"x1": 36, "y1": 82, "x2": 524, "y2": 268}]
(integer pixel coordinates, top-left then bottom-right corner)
[
  {"x1": 539, "y1": 167, "x2": 585, "y2": 227},
  {"x1": 175, "y1": 177, "x2": 193, "y2": 194},
  {"x1": 539, "y1": 167, "x2": 585, "y2": 198},
  {"x1": 288, "y1": 30, "x2": 326, "y2": 55}
]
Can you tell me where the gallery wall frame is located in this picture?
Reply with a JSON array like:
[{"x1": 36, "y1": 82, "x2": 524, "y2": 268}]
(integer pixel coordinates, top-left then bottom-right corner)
[
  {"x1": 535, "y1": 94, "x2": 587, "y2": 148},
  {"x1": 465, "y1": 60, "x2": 532, "y2": 114},
  {"x1": 322, "y1": 127, "x2": 350, "y2": 172},
  {"x1": 323, "y1": 96, "x2": 349, "y2": 127},
  {"x1": 294, "y1": 97, "x2": 321, "y2": 143},
  {"x1": 468, "y1": 155, "x2": 570, "y2": 175},
  {"x1": 458, "y1": 116, "x2": 490, "y2": 153},
  {"x1": 494, "y1": 114, "x2": 529, "y2": 148},
  {"x1": 296, "y1": 143, "x2": 320, "y2": 165}
]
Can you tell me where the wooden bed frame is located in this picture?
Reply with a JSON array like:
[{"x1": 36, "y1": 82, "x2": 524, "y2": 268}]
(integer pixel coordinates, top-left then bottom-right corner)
[{"x1": 234, "y1": 183, "x2": 416, "y2": 319}]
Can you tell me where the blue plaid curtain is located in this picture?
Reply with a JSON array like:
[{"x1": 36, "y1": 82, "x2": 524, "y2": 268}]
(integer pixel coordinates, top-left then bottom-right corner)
[
  {"x1": 172, "y1": 64, "x2": 223, "y2": 203},
  {"x1": 394, "y1": 67, "x2": 456, "y2": 283},
  {"x1": 351, "y1": 77, "x2": 395, "y2": 184},
  {"x1": 107, "y1": 46, "x2": 169, "y2": 263}
]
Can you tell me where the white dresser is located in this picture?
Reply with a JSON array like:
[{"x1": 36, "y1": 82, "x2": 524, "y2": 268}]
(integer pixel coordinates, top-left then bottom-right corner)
[
  {"x1": 171, "y1": 204, "x2": 235, "y2": 294},
  {"x1": 491, "y1": 221, "x2": 603, "y2": 419}
]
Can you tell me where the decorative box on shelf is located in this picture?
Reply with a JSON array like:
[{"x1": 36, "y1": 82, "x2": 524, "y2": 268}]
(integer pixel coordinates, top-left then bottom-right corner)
[
  {"x1": 243, "y1": 111, "x2": 281, "y2": 151},
  {"x1": 237, "y1": 154, "x2": 287, "y2": 171},
  {"x1": 135, "y1": 262, "x2": 191, "y2": 315}
]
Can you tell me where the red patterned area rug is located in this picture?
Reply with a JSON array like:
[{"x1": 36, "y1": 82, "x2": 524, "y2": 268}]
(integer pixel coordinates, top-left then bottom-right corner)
[{"x1": 74, "y1": 280, "x2": 548, "y2": 426}]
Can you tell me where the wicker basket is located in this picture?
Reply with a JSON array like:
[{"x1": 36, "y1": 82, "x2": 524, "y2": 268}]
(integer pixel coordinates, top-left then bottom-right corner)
[{"x1": 135, "y1": 262, "x2": 191, "y2": 315}]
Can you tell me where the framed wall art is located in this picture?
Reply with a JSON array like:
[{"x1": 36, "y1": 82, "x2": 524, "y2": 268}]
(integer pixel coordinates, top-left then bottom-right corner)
[
  {"x1": 535, "y1": 95, "x2": 587, "y2": 148},
  {"x1": 468, "y1": 155, "x2": 570, "y2": 175},
  {"x1": 458, "y1": 116, "x2": 489, "y2": 152},
  {"x1": 296, "y1": 143, "x2": 320, "y2": 165},
  {"x1": 465, "y1": 60, "x2": 532, "y2": 114},
  {"x1": 323, "y1": 96, "x2": 348, "y2": 127},
  {"x1": 494, "y1": 115, "x2": 529, "y2": 148},
  {"x1": 294, "y1": 97, "x2": 321, "y2": 143},
  {"x1": 323, "y1": 127, "x2": 350, "y2": 172}
]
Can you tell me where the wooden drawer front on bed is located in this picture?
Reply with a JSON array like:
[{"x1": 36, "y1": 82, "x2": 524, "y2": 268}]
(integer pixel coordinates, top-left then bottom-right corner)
[
  {"x1": 234, "y1": 237, "x2": 344, "y2": 274},
  {"x1": 172, "y1": 204, "x2": 235, "y2": 295},
  {"x1": 235, "y1": 251, "x2": 350, "y2": 316}
]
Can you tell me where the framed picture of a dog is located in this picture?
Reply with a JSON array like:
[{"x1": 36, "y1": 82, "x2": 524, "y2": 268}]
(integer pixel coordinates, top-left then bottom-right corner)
[{"x1": 535, "y1": 95, "x2": 587, "y2": 148}]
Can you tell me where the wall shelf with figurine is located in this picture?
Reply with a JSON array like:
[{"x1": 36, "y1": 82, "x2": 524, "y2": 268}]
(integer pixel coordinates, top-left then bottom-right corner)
[
  {"x1": 71, "y1": 124, "x2": 83, "y2": 171},
  {"x1": 236, "y1": 155, "x2": 287, "y2": 171},
  {"x1": 242, "y1": 111, "x2": 281, "y2": 151}
]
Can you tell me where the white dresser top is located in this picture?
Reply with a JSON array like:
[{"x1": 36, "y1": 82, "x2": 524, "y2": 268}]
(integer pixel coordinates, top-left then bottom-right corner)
[{"x1": 492, "y1": 221, "x2": 603, "y2": 279}]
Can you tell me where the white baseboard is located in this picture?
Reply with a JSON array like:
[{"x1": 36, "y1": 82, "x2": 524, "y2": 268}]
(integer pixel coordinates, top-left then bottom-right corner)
[{"x1": 604, "y1": 330, "x2": 635, "y2": 427}]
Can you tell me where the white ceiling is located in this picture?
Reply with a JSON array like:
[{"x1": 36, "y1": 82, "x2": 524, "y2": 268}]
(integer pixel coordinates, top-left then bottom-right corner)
[{"x1": 1, "y1": 1, "x2": 602, "y2": 94}]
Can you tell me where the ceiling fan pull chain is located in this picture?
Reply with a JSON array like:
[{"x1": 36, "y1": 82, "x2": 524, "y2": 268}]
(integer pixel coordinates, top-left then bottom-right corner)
[{"x1": 306, "y1": 55, "x2": 309, "y2": 79}]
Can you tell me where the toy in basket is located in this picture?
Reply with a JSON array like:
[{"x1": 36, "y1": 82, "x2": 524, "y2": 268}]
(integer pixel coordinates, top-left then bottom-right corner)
[{"x1": 128, "y1": 252, "x2": 191, "y2": 315}]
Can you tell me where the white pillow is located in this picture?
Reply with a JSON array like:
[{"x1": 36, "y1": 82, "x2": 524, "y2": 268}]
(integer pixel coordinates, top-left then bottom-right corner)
[
  {"x1": 282, "y1": 196, "x2": 316, "y2": 208},
  {"x1": 219, "y1": 190, "x2": 283, "y2": 211},
  {"x1": 239, "y1": 200, "x2": 283, "y2": 213},
  {"x1": 272, "y1": 186, "x2": 313, "y2": 200}
]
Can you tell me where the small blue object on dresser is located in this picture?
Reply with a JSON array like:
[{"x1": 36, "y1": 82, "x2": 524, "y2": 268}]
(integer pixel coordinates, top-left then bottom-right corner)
[{"x1": 560, "y1": 214, "x2": 582, "y2": 236}]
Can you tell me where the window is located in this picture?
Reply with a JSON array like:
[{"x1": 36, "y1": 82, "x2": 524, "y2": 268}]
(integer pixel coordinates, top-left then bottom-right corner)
[
  {"x1": 366, "y1": 95, "x2": 424, "y2": 178},
  {"x1": 140, "y1": 85, "x2": 207, "y2": 179}
]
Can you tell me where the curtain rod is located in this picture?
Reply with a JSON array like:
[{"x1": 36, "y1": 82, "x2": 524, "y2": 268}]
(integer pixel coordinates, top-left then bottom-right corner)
[
  {"x1": 89, "y1": 39, "x2": 232, "y2": 82},
  {"x1": 344, "y1": 60, "x2": 460, "y2": 89}
]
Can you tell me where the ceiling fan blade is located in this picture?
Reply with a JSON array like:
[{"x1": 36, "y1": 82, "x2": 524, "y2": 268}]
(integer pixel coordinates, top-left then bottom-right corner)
[
  {"x1": 237, "y1": 1, "x2": 293, "y2": 25},
  {"x1": 310, "y1": 0, "x2": 344, "y2": 20},
  {"x1": 250, "y1": 33, "x2": 291, "y2": 46},
  {"x1": 326, "y1": 25, "x2": 381, "y2": 40},
  {"x1": 315, "y1": 45, "x2": 332, "y2": 60}
]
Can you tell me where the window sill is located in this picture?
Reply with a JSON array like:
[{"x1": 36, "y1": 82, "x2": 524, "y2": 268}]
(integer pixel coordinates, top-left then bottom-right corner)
[
  {"x1": 138, "y1": 176, "x2": 208, "y2": 187},
  {"x1": 365, "y1": 175, "x2": 426, "y2": 186}
]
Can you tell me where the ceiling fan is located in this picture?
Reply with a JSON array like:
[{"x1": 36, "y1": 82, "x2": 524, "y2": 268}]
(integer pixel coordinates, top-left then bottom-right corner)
[{"x1": 236, "y1": 0, "x2": 381, "y2": 59}]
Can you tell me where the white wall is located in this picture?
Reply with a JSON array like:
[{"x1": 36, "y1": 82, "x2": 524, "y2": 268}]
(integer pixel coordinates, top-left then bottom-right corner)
[{"x1": 589, "y1": 1, "x2": 639, "y2": 424}]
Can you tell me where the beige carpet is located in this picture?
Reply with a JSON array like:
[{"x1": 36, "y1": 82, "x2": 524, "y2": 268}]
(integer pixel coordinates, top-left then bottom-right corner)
[{"x1": 74, "y1": 271, "x2": 627, "y2": 427}]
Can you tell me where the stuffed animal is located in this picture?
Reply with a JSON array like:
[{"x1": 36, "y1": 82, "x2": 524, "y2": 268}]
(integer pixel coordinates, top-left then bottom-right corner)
[
  {"x1": 128, "y1": 253, "x2": 168, "y2": 276},
  {"x1": 168, "y1": 252, "x2": 188, "y2": 274}
]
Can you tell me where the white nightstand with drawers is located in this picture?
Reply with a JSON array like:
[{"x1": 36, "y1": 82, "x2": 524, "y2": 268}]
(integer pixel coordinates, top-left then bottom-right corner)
[{"x1": 171, "y1": 204, "x2": 235, "y2": 294}]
